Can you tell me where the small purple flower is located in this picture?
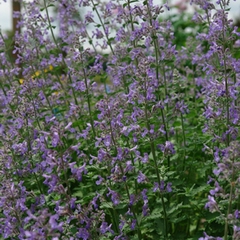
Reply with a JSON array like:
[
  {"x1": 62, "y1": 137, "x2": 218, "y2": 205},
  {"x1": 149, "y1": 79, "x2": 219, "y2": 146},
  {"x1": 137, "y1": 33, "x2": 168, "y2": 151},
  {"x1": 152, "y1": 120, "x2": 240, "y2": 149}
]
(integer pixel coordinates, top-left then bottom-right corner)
[
  {"x1": 141, "y1": 128, "x2": 148, "y2": 137},
  {"x1": 142, "y1": 152, "x2": 149, "y2": 163},
  {"x1": 100, "y1": 222, "x2": 114, "y2": 234},
  {"x1": 107, "y1": 188, "x2": 120, "y2": 205},
  {"x1": 70, "y1": 163, "x2": 87, "y2": 181},
  {"x1": 85, "y1": 11, "x2": 95, "y2": 23},
  {"x1": 141, "y1": 189, "x2": 148, "y2": 201},
  {"x1": 137, "y1": 171, "x2": 146, "y2": 183},
  {"x1": 142, "y1": 202, "x2": 149, "y2": 217},
  {"x1": 69, "y1": 198, "x2": 76, "y2": 209},
  {"x1": 49, "y1": 214, "x2": 63, "y2": 232},
  {"x1": 125, "y1": 161, "x2": 134, "y2": 173},
  {"x1": 16, "y1": 198, "x2": 27, "y2": 211},
  {"x1": 157, "y1": 141, "x2": 175, "y2": 155},
  {"x1": 92, "y1": 29, "x2": 104, "y2": 39},
  {"x1": 141, "y1": 189, "x2": 149, "y2": 216},
  {"x1": 52, "y1": 132, "x2": 59, "y2": 147},
  {"x1": 129, "y1": 194, "x2": 136, "y2": 206},
  {"x1": 153, "y1": 181, "x2": 172, "y2": 193},
  {"x1": 153, "y1": 182, "x2": 159, "y2": 192},
  {"x1": 166, "y1": 182, "x2": 172, "y2": 192},
  {"x1": 96, "y1": 175, "x2": 104, "y2": 185},
  {"x1": 159, "y1": 125, "x2": 166, "y2": 135},
  {"x1": 43, "y1": 174, "x2": 58, "y2": 193},
  {"x1": 205, "y1": 195, "x2": 218, "y2": 212},
  {"x1": 126, "y1": 208, "x2": 134, "y2": 216},
  {"x1": 209, "y1": 181, "x2": 222, "y2": 196},
  {"x1": 199, "y1": 232, "x2": 223, "y2": 240},
  {"x1": 92, "y1": 193, "x2": 100, "y2": 209},
  {"x1": 119, "y1": 219, "x2": 125, "y2": 231},
  {"x1": 160, "y1": 180, "x2": 165, "y2": 191},
  {"x1": 103, "y1": 134, "x2": 111, "y2": 147},
  {"x1": 77, "y1": 228, "x2": 89, "y2": 240},
  {"x1": 98, "y1": 148, "x2": 107, "y2": 162},
  {"x1": 235, "y1": 210, "x2": 239, "y2": 219},
  {"x1": 131, "y1": 219, "x2": 137, "y2": 230}
]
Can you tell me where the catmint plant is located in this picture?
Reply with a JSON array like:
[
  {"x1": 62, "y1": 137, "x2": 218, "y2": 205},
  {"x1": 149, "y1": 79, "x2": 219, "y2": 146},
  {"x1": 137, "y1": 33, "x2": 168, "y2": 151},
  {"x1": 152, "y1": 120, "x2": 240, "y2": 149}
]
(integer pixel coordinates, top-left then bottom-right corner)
[
  {"x1": 190, "y1": 0, "x2": 240, "y2": 239},
  {"x1": 0, "y1": 0, "x2": 240, "y2": 239}
]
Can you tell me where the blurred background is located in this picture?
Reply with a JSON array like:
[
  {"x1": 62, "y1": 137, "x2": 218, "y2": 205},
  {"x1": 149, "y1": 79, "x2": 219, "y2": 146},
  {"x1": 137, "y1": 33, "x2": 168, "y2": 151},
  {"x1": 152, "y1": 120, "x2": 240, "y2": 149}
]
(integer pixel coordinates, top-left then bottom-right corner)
[{"x1": 1, "y1": 0, "x2": 240, "y2": 33}]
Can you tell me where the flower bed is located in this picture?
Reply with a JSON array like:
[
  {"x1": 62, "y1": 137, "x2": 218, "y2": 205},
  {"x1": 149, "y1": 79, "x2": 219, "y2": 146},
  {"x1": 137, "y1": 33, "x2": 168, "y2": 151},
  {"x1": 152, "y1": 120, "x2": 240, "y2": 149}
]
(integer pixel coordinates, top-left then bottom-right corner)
[{"x1": 0, "y1": 0, "x2": 240, "y2": 239}]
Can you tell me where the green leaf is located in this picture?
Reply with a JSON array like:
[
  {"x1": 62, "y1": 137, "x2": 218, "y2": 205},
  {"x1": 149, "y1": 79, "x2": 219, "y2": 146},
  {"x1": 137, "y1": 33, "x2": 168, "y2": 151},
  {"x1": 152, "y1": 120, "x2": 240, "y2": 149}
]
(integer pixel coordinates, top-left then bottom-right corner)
[{"x1": 100, "y1": 201, "x2": 114, "y2": 209}]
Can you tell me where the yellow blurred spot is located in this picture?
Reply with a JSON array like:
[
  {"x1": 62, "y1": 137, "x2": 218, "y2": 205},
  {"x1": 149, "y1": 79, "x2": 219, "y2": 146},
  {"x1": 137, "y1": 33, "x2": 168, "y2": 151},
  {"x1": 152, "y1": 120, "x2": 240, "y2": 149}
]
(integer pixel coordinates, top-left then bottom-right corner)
[
  {"x1": 32, "y1": 70, "x2": 41, "y2": 78},
  {"x1": 48, "y1": 65, "x2": 53, "y2": 71},
  {"x1": 44, "y1": 65, "x2": 53, "y2": 73},
  {"x1": 18, "y1": 65, "x2": 55, "y2": 85},
  {"x1": 53, "y1": 91, "x2": 59, "y2": 96}
]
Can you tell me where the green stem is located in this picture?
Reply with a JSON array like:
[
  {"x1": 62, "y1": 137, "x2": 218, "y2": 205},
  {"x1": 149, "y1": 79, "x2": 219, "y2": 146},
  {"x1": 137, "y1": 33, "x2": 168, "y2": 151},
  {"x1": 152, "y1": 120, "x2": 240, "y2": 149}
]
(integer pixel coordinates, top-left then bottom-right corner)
[
  {"x1": 80, "y1": 52, "x2": 96, "y2": 138},
  {"x1": 25, "y1": 114, "x2": 45, "y2": 195},
  {"x1": 180, "y1": 113, "x2": 186, "y2": 171},
  {"x1": 143, "y1": 84, "x2": 168, "y2": 237},
  {"x1": 146, "y1": 2, "x2": 170, "y2": 172},
  {"x1": 108, "y1": 111, "x2": 142, "y2": 239},
  {"x1": 90, "y1": 0, "x2": 114, "y2": 55},
  {"x1": 220, "y1": 3, "x2": 230, "y2": 238},
  {"x1": 43, "y1": 0, "x2": 78, "y2": 106},
  {"x1": 224, "y1": 172, "x2": 234, "y2": 240},
  {"x1": 126, "y1": 139, "x2": 139, "y2": 194}
]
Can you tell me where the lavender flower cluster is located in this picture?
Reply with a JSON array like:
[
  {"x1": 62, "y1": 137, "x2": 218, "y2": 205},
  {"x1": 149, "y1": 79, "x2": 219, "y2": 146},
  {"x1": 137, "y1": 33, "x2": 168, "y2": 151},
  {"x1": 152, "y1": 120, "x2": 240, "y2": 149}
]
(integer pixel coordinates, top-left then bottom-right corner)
[{"x1": 0, "y1": 0, "x2": 239, "y2": 239}]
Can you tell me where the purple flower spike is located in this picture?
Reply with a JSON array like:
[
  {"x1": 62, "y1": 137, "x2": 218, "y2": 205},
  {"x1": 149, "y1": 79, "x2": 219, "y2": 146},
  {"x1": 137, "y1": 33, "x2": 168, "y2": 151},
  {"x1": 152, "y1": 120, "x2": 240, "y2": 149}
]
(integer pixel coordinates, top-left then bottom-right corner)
[
  {"x1": 77, "y1": 228, "x2": 89, "y2": 240},
  {"x1": 137, "y1": 171, "x2": 146, "y2": 183}
]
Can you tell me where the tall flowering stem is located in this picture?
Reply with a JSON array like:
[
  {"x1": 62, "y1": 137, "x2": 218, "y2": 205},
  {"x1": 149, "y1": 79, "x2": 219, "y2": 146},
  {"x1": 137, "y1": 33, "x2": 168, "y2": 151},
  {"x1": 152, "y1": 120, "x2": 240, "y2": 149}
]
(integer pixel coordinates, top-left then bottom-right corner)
[{"x1": 43, "y1": 0, "x2": 78, "y2": 106}]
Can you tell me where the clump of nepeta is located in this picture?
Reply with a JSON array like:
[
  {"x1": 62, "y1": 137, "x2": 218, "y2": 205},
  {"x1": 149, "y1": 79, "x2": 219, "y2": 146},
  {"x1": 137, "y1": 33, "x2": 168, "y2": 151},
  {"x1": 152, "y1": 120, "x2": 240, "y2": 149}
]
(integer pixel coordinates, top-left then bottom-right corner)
[{"x1": 0, "y1": 0, "x2": 240, "y2": 239}]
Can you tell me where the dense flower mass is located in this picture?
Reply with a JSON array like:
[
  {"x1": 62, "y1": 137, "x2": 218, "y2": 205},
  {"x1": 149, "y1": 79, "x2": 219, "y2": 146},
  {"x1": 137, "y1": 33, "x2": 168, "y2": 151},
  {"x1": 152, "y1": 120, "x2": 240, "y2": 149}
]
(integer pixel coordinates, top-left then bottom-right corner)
[{"x1": 0, "y1": 0, "x2": 240, "y2": 239}]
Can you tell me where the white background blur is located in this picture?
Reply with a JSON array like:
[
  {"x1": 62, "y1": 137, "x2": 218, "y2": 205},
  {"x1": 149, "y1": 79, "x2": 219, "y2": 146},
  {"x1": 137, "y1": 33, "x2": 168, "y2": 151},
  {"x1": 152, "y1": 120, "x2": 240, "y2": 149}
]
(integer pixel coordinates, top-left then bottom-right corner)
[{"x1": 0, "y1": 0, "x2": 240, "y2": 33}]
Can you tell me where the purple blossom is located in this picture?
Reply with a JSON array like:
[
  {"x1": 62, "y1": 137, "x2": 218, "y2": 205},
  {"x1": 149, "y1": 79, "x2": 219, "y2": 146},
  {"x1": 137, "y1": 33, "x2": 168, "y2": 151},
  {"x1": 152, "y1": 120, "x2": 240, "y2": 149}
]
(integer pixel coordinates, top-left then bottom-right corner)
[
  {"x1": 49, "y1": 214, "x2": 63, "y2": 232},
  {"x1": 205, "y1": 195, "x2": 219, "y2": 212},
  {"x1": 107, "y1": 188, "x2": 120, "y2": 205},
  {"x1": 77, "y1": 228, "x2": 89, "y2": 240},
  {"x1": 157, "y1": 141, "x2": 175, "y2": 155},
  {"x1": 43, "y1": 174, "x2": 58, "y2": 193},
  {"x1": 142, "y1": 202, "x2": 149, "y2": 217},
  {"x1": 141, "y1": 189, "x2": 149, "y2": 216},
  {"x1": 175, "y1": 100, "x2": 189, "y2": 114},
  {"x1": 153, "y1": 181, "x2": 172, "y2": 193},
  {"x1": 92, "y1": 29, "x2": 104, "y2": 39},
  {"x1": 52, "y1": 131, "x2": 60, "y2": 147},
  {"x1": 166, "y1": 182, "x2": 172, "y2": 193},
  {"x1": 92, "y1": 193, "x2": 100, "y2": 209},
  {"x1": 129, "y1": 194, "x2": 136, "y2": 206},
  {"x1": 119, "y1": 219, "x2": 125, "y2": 231},
  {"x1": 96, "y1": 175, "x2": 104, "y2": 185},
  {"x1": 153, "y1": 182, "x2": 159, "y2": 192},
  {"x1": 137, "y1": 171, "x2": 147, "y2": 183},
  {"x1": 234, "y1": 210, "x2": 239, "y2": 219},
  {"x1": 69, "y1": 198, "x2": 76, "y2": 210},
  {"x1": 98, "y1": 148, "x2": 107, "y2": 162},
  {"x1": 142, "y1": 152, "x2": 149, "y2": 163},
  {"x1": 103, "y1": 134, "x2": 111, "y2": 147},
  {"x1": 69, "y1": 162, "x2": 87, "y2": 181},
  {"x1": 126, "y1": 208, "x2": 134, "y2": 216},
  {"x1": 141, "y1": 127, "x2": 148, "y2": 137},
  {"x1": 199, "y1": 232, "x2": 223, "y2": 240},
  {"x1": 85, "y1": 11, "x2": 95, "y2": 23},
  {"x1": 100, "y1": 222, "x2": 114, "y2": 234},
  {"x1": 209, "y1": 181, "x2": 222, "y2": 196},
  {"x1": 130, "y1": 219, "x2": 137, "y2": 230}
]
